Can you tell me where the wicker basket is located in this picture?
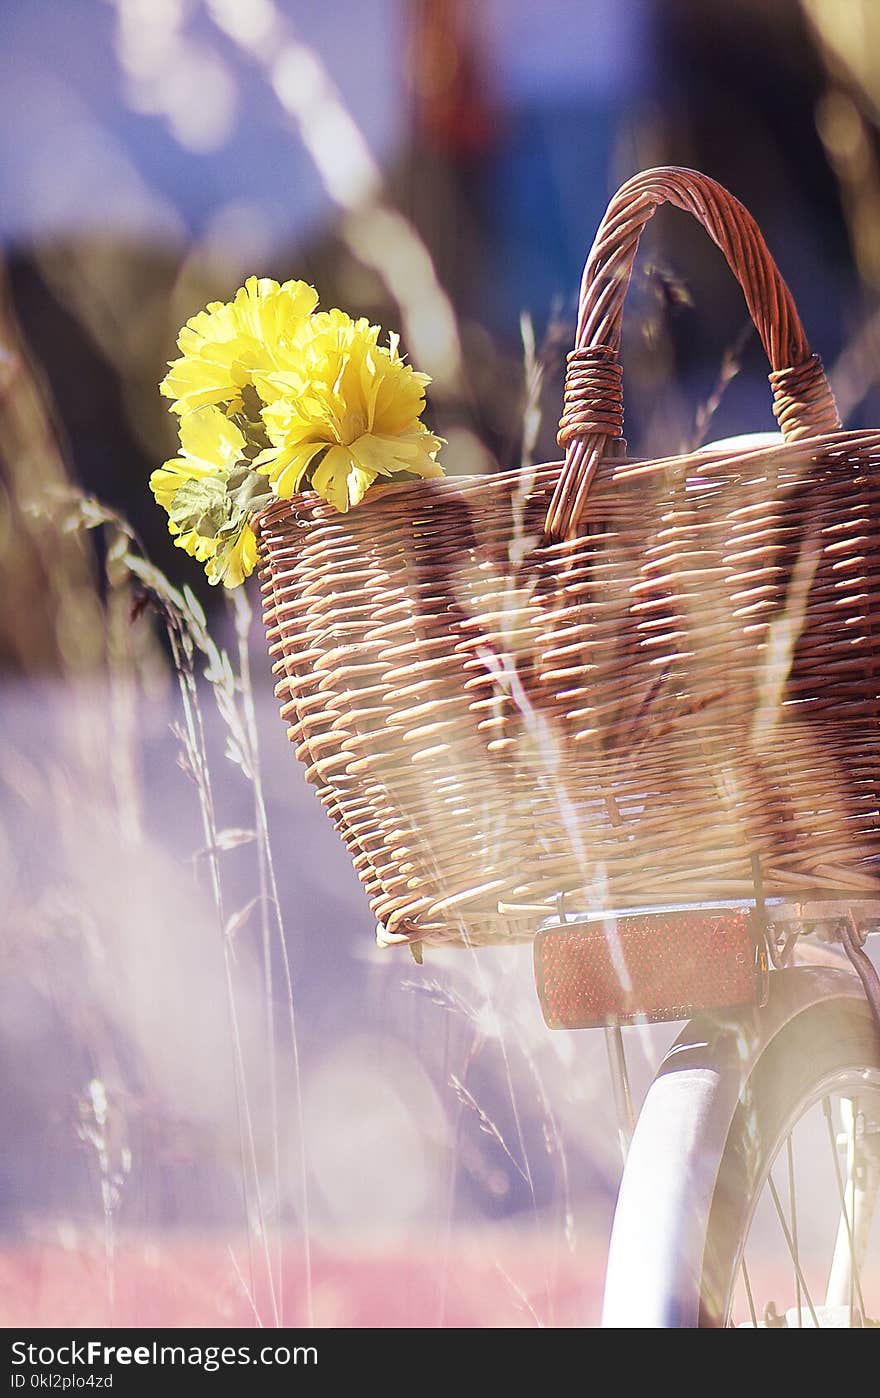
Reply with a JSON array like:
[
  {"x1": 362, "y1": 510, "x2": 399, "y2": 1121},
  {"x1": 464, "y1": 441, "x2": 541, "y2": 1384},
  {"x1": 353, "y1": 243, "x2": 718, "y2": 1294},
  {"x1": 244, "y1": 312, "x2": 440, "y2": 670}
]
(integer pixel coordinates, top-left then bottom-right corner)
[{"x1": 258, "y1": 167, "x2": 880, "y2": 949}]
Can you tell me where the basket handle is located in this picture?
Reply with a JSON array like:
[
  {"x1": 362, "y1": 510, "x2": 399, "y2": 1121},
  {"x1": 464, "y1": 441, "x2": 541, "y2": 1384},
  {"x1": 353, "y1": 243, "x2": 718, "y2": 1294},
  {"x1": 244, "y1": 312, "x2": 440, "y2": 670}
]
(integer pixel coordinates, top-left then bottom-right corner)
[{"x1": 543, "y1": 166, "x2": 840, "y2": 542}]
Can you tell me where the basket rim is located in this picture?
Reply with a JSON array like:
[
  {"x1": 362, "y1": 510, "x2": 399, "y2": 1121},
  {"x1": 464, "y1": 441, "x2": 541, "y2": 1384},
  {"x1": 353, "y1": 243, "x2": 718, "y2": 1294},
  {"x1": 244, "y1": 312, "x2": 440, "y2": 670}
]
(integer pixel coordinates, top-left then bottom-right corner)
[{"x1": 255, "y1": 425, "x2": 879, "y2": 533}]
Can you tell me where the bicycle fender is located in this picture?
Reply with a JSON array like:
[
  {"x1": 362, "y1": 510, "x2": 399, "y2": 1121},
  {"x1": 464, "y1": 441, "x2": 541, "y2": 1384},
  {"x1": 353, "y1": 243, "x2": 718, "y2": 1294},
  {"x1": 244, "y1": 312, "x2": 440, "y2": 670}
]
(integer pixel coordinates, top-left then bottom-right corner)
[{"x1": 601, "y1": 967, "x2": 864, "y2": 1328}]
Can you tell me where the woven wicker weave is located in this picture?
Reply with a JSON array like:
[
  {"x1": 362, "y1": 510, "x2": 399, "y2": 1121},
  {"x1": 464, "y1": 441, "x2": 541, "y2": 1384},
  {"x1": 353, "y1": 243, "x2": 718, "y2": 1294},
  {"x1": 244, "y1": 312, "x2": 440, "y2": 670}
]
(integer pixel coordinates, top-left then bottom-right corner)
[{"x1": 258, "y1": 167, "x2": 880, "y2": 949}]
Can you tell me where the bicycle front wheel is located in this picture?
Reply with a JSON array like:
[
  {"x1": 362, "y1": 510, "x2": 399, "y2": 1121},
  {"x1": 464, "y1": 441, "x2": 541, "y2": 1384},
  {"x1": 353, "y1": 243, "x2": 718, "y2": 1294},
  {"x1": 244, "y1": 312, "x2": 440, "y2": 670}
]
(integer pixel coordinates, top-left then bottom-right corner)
[
  {"x1": 701, "y1": 996, "x2": 880, "y2": 1326},
  {"x1": 602, "y1": 968, "x2": 880, "y2": 1327}
]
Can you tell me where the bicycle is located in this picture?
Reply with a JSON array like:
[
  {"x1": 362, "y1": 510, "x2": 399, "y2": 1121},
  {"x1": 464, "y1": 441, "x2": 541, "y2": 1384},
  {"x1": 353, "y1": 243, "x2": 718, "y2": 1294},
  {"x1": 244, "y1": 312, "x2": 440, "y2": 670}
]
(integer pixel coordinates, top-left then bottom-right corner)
[{"x1": 533, "y1": 890, "x2": 880, "y2": 1327}]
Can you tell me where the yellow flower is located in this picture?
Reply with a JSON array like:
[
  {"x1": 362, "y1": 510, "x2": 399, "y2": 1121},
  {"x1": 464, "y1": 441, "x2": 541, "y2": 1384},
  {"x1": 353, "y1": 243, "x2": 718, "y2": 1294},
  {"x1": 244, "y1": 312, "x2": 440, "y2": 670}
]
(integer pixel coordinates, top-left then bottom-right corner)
[
  {"x1": 153, "y1": 286, "x2": 445, "y2": 587},
  {"x1": 256, "y1": 309, "x2": 444, "y2": 510},
  {"x1": 160, "y1": 276, "x2": 318, "y2": 416},
  {"x1": 168, "y1": 522, "x2": 258, "y2": 589},
  {"x1": 149, "y1": 406, "x2": 263, "y2": 588},
  {"x1": 174, "y1": 528, "x2": 218, "y2": 566},
  {"x1": 206, "y1": 520, "x2": 259, "y2": 589},
  {"x1": 150, "y1": 406, "x2": 246, "y2": 509}
]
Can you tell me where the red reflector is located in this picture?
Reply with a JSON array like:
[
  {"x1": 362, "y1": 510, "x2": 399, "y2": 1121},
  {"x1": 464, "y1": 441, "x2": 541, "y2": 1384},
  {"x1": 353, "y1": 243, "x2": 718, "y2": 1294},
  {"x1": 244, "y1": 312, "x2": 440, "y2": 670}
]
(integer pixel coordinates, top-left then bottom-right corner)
[{"x1": 534, "y1": 910, "x2": 768, "y2": 1030}]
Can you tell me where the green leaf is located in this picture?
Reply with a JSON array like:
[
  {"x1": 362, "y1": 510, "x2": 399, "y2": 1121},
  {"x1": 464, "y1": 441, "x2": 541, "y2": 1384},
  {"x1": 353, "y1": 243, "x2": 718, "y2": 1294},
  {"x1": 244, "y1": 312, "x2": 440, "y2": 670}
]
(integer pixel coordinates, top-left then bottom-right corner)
[
  {"x1": 225, "y1": 463, "x2": 275, "y2": 513},
  {"x1": 169, "y1": 475, "x2": 230, "y2": 537},
  {"x1": 232, "y1": 388, "x2": 273, "y2": 457},
  {"x1": 166, "y1": 459, "x2": 273, "y2": 563}
]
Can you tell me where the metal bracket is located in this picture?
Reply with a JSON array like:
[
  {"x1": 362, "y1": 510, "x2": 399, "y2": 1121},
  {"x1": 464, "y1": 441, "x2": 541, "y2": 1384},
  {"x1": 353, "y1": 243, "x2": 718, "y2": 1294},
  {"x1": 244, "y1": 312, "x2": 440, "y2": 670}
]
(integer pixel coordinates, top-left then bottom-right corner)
[
  {"x1": 839, "y1": 914, "x2": 880, "y2": 1034},
  {"x1": 553, "y1": 888, "x2": 635, "y2": 1163}
]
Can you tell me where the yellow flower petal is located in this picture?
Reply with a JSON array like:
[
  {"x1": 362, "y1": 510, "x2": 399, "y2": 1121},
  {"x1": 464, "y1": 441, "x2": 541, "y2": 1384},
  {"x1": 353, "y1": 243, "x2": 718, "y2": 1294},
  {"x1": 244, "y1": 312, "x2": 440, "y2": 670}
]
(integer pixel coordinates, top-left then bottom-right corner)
[
  {"x1": 150, "y1": 407, "x2": 247, "y2": 515},
  {"x1": 347, "y1": 429, "x2": 442, "y2": 479},
  {"x1": 150, "y1": 462, "x2": 195, "y2": 513},
  {"x1": 160, "y1": 278, "x2": 318, "y2": 415},
  {"x1": 310, "y1": 445, "x2": 354, "y2": 512},
  {"x1": 178, "y1": 407, "x2": 246, "y2": 472},
  {"x1": 170, "y1": 525, "x2": 218, "y2": 563},
  {"x1": 347, "y1": 463, "x2": 377, "y2": 508},
  {"x1": 257, "y1": 439, "x2": 327, "y2": 498},
  {"x1": 207, "y1": 523, "x2": 260, "y2": 588}
]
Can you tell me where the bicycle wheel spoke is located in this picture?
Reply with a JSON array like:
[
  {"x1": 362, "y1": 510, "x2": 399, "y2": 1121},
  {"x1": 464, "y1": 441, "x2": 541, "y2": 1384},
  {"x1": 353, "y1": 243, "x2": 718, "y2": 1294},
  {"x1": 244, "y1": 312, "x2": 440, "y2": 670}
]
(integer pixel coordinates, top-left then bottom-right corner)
[
  {"x1": 767, "y1": 1174, "x2": 819, "y2": 1326},
  {"x1": 786, "y1": 1135, "x2": 802, "y2": 1326},
  {"x1": 822, "y1": 1096, "x2": 867, "y2": 1319},
  {"x1": 741, "y1": 1256, "x2": 758, "y2": 1328}
]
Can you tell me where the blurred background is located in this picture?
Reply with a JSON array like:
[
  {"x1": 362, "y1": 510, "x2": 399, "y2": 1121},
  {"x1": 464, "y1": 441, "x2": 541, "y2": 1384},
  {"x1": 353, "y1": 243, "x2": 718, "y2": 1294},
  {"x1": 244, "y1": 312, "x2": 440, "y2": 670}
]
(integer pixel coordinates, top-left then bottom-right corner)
[{"x1": 1, "y1": 0, "x2": 879, "y2": 1326}]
